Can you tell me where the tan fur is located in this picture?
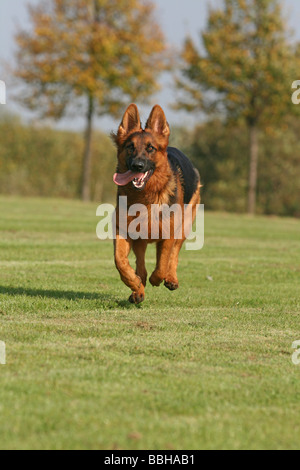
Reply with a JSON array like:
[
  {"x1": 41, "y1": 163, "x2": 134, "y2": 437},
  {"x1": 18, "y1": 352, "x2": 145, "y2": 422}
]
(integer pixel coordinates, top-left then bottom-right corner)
[{"x1": 113, "y1": 104, "x2": 201, "y2": 304}]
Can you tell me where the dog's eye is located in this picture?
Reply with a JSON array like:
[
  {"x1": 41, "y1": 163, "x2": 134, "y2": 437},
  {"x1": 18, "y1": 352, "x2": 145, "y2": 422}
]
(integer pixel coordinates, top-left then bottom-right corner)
[
  {"x1": 126, "y1": 144, "x2": 135, "y2": 154},
  {"x1": 146, "y1": 144, "x2": 156, "y2": 153}
]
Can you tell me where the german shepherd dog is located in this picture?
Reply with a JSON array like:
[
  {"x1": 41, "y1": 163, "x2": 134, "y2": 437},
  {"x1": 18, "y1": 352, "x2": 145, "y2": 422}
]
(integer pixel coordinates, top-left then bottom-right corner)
[{"x1": 112, "y1": 104, "x2": 201, "y2": 304}]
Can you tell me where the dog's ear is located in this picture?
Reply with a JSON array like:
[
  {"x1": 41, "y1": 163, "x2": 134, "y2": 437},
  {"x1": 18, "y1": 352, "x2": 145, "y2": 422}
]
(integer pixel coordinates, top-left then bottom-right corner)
[
  {"x1": 145, "y1": 105, "x2": 170, "y2": 147},
  {"x1": 115, "y1": 104, "x2": 141, "y2": 144}
]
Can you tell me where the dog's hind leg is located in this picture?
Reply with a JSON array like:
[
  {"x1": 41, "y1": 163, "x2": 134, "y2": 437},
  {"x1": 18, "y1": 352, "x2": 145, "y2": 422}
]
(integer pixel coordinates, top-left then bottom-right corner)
[
  {"x1": 165, "y1": 185, "x2": 201, "y2": 291},
  {"x1": 164, "y1": 239, "x2": 184, "y2": 291},
  {"x1": 149, "y1": 239, "x2": 175, "y2": 287}
]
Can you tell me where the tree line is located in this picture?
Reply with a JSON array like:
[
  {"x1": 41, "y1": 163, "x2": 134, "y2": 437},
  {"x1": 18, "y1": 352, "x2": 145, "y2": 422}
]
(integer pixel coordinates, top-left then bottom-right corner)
[
  {"x1": 4, "y1": 0, "x2": 300, "y2": 215},
  {"x1": 1, "y1": 110, "x2": 299, "y2": 217}
]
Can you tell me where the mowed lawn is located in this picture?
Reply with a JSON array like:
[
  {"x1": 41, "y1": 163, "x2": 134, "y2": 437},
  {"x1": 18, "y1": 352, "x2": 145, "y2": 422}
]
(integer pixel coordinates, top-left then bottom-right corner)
[{"x1": 0, "y1": 195, "x2": 300, "y2": 450}]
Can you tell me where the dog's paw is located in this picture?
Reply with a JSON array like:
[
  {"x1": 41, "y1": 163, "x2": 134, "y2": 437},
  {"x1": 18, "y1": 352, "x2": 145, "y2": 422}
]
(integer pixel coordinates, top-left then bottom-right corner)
[
  {"x1": 129, "y1": 290, "x2": 145, "y2": 305},
  {"x1": 164, "y1": 279, "x2": 179, "y2": 291},
  {"x1": 149, "y1": 271, "x2": 164, "y2": 287}
]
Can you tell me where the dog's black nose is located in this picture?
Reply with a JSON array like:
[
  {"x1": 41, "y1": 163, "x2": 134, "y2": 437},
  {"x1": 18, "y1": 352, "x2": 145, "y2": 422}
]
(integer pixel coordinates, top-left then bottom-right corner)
[{"x1": 131, "y1": 160, "x2": 145, "y2": 172}]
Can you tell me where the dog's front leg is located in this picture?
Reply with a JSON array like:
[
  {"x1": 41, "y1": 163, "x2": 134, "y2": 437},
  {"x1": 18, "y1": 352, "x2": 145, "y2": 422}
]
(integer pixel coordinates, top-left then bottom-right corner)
[
  {"x1": 132, "y1": 240, "x2": 148, "y2": 287},
  {"x1": 114, "y1": 235, "x2": 145, "y2": 304}
]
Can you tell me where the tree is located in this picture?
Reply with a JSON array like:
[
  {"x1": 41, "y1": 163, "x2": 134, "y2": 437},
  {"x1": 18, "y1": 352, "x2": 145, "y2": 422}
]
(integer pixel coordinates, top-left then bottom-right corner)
[
  {"x1": 14, "y1": 0, "x2": 168, "y2": 201},
  {"x1": 177, "y1": 0, "x2": 299, "y2": 214}
]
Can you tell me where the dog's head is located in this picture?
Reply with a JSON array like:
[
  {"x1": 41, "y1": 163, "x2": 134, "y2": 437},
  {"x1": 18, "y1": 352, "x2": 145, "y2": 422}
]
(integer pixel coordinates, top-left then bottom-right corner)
[{"x1": 112, "y1": 104, "x2": 170, "y2": 191}]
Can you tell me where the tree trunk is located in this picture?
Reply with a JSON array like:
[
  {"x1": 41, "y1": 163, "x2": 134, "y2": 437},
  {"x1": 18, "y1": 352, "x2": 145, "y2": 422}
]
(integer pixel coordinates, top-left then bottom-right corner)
[
  {"x1": 247, "y1": 125, "x2": 259, "y2": 215},
  {"x1": 81, "y1": 95, "x2": 94, "y2": 201}
]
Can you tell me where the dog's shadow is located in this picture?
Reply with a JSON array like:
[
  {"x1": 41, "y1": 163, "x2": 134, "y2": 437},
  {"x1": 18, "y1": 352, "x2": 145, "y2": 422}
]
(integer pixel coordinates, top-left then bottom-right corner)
[{"x1": 0, "y1": 285, "x2": 138, "y2": 309}]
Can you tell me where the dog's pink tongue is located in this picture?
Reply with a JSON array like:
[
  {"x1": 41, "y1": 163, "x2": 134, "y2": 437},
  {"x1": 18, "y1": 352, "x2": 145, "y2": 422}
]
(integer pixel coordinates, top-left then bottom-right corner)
[{"x1": 113, "y1": 170, "x2": 143, "y2": 186}]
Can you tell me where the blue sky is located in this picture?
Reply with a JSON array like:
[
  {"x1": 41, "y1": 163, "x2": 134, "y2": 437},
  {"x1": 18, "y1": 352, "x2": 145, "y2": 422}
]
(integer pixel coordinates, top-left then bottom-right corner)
[{"x1": 0, "y1": 0, "x2": 299, "y2": 131}]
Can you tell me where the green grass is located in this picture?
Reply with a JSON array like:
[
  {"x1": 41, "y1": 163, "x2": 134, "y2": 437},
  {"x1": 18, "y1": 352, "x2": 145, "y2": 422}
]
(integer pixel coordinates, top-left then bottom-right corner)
[{"x1": 0, "y1": 195, "x2": 300, "y2": 450}]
